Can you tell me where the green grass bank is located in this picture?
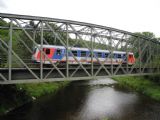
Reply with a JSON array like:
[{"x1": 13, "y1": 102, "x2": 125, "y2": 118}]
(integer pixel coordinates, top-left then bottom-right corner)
[
  {"x1": 0, "y1": 81, "x2": 70, "y2": 115},
  {"x1": 112, "y1": 74, "x2": 160, "y2": 101}
]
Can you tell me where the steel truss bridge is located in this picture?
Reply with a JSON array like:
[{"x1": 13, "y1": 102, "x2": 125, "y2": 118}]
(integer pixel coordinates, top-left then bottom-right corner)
[{"x1": 0, "y1": 13, "x2": 160, "y2": 84}]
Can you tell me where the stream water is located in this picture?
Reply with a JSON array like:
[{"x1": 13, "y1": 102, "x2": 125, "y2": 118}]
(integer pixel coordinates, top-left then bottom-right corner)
[{"x1": 1, "y1": 78, "x2": 160, "y2": 120}]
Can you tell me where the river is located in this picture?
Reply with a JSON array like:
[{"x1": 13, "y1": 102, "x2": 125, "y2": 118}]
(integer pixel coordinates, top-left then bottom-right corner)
[{"x1": 1, "y1": 78, "x2": 160, "y2": 120}]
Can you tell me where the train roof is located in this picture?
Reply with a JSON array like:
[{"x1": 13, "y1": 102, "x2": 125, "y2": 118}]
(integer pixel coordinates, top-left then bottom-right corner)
[{"x1": 36, "y1": 44, "x2": 133, "y2": 54}]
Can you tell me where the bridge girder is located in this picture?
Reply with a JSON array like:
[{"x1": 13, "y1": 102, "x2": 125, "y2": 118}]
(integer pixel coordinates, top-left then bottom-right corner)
[{"x1": 0, "y1": 13, "x2": 160, "y2": 84}]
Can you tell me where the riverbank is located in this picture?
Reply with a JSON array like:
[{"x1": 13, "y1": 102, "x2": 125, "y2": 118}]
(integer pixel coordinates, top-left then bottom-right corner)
[
  {"x1": 112, "y1": 75, "x2": 160, "y2": 101},
  {"x1": 0, "y1": 81, "x2": 70, "y2": 115}
]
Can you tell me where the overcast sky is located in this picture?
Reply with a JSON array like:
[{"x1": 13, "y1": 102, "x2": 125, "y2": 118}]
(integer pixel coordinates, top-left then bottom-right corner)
[{"x1": 0, "y1": 0, "x2": 160, "y2": 37}]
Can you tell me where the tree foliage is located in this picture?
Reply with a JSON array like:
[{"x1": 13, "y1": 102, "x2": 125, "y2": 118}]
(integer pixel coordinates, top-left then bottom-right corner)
[{"x1": 128, "y1": 32, "x2": 160, "y2": 66}]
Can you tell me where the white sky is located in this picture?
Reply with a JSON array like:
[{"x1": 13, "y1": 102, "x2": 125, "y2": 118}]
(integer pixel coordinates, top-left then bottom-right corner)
[{"x1": 0, "y1": 0, "x2": 160, "y2": 37}]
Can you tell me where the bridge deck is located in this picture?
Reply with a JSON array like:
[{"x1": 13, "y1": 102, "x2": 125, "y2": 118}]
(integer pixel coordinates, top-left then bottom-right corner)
[{"x1": 0, "y1": 67, "x2": 159, "y2": 84}]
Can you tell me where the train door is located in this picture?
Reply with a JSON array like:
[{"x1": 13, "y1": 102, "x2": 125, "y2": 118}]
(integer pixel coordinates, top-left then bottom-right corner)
[
  {"x1": 128, "y1": 54, "x2": 135, "y2": 64},
  {"x1": 43, "y1": 48, "x2": 54, "y2": 63},
  {"x1": 53, "y1": 49, "x2": 64, "y2": 61},
  {"x1": 122, "y1": 54, "x2": 127, "y2": 63},
  {"x1": 81, "y1": 51, "x2": 87, "y2": 63}
]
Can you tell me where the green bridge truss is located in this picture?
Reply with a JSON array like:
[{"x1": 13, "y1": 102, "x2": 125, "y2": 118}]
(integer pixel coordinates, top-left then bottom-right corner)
[{"x1": 0, "y1": 13, "x2": 160, "y2": 84}]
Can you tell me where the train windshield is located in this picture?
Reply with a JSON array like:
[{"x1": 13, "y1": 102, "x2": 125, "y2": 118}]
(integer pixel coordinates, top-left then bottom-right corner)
[{"x1": 33, "y1": 47, "x2": 37, "y2": 54}]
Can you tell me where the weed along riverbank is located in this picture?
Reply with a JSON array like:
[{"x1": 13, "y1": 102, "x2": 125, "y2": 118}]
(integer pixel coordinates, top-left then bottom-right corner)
[
  {"x1": 0, "y1": 81, "x2": 70, "y2": 115},
  {"x1": 113, "y1": 74, "x2": 160, "y2": 101}
]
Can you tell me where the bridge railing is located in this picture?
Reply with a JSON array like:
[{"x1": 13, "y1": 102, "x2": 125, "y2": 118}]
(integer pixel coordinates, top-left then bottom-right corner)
[{"x1": 0, "y1": 13, "x2": 160, "y2": 84}]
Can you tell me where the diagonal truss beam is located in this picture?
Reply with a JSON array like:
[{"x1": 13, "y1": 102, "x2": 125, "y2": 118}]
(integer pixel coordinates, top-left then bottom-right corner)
[
  {"x1": 14, "y1": 19, "x2": 66, "y2": 78},
  {"x1": 0, "y1": 73, "x2": 7, "y2": 81},
  {"x1": 69, "y1": 25, "x2": 112, "y2": 76},
  {"x1": 0, "y1": 38, "x2": 40, "y2": 79},
  {"x1": 45, "y1": 22, "x2": 91, "y2": 77}
]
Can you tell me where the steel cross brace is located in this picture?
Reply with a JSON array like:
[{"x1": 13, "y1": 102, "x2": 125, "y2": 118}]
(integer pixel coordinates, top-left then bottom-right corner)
[
  {"x1": 14, "y1": 19, "x2": 66, "y2": 78},
  {"x1": 69, "y1": 25, "x2": 111, "y2": 76},
  {"x1": 129, "y1": 38, "x2": 150, "y2": 74},
  {"x1": 45, "y1": 22, "x2": 91, "y2": 77}
]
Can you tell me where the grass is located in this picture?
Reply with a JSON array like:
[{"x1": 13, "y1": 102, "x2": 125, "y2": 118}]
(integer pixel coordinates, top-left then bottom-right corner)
[
  {"x1": 16, "y1": 81, "x2": 70, "y2": 98},
  {"x1": 102, "y1": 118, "x2": 109, "y2": 120},
  {"x1": 0, "y1": 81, "x2": 70, "y2": 115},
  {"x1": 112, "y1": 76, "x2": 160, "y2": 101},
  {"x1": 0, "y1": 107, "x2": 6, "y2": 114}
]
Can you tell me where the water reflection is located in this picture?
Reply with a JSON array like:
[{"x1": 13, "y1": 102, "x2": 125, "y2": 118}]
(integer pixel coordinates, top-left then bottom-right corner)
[
  {"x1": 1, "y1": 78, "x2": 160, "y2": 120},
  {"x1": 88, "y1": 78, "x2": 117, "y2": 85},
  {"x1": 77, "y1": 87, "x2": 138, "y2": 120}
]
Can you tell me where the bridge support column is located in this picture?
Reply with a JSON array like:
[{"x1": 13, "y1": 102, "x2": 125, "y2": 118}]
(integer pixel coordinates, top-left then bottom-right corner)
[
  {"x1": 40, "y1": 21, "x2": 44, "y2": 80},
  {"x1": 66, "y1": 24, "x2": 69, "y2": 78},
  {"x1": 91, "y1": 27, "x2": 94, "y2": 76},
  {"x1": 149, "y1": 40, "x2": 152, "y2": 73},
  {"x1": 157, "y1": 44, "x2": 160, "y2": 73},
  {"x1": 109, "y1": 31, "x2": 113, "y2": 76},
  {"x1": 8, "y1": 20, "x2": 13, "y2": 81},
  {"x1": 138, "y1": 37, "x2": 142, "y2": 74}
]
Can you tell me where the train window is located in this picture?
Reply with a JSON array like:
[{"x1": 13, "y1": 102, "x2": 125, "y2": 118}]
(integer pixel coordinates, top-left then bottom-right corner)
[
  {"x1": 72, "y1": 50, "x2": 77, "y2": 56},
  {"x1": 97, "y1": 52, "x2": 102, "y2": 58},
  {"x1": 104, "y1": 53, "x2": 109, "y2": 58},
  {"x1": 87, "y1": 52, "x2": 94, "y2": 57},
  {"x1": 56, "y1": 49, "x2": 61, "y2": 55},
  {"x1": 117, "y1": 54, "x2": 121, "y2": 58},
  {"x1": 88, "y1": 52, "x2": 91, "y2": 57},
  {"x1": 33, "y1": 48, "x2": 37, "y2": 54},
  {"x1": 129, "y1": 54, "x2": 133, "y2": 58},
  {"x1": 123, "y1": 54, "x2": 127, "y2": 61},
  {"x1": 68, "y1": 51, "x2": 72, "y2": 56},
  {"x1": 81, "y1": 51, "x2": 86, "y2": 57},
  {"x1": 113, "y1": 54, "x2": 117, "y2": 58},
  {"x1": 46, "y1": 48, "x2": 50, "y2": 55}
]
